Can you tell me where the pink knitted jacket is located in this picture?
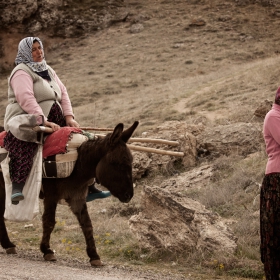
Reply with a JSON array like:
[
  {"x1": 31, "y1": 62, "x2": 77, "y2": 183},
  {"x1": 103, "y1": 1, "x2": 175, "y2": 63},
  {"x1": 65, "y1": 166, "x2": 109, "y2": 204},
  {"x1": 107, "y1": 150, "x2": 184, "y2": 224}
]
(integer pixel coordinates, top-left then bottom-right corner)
[
  {"x1": 263, "y1": 103, "x2": 280, "y2": 174},
  {"x1": 10, "y1": 69, "x2": 74, "y2": 124}
]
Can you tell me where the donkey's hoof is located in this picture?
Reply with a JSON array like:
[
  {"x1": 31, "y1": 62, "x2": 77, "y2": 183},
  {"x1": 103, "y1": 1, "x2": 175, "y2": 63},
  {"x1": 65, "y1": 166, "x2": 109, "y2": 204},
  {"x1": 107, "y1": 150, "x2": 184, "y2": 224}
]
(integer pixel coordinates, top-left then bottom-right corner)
[
  {"x1": 6, "y1": 247, "x2": 17, "y2": 254},
  {"x1": 90, "y1": 259, "x2": 104, "y2": 266},
  {"x1": 44, "y1": 253, "x2": 56, "y2": 261}
]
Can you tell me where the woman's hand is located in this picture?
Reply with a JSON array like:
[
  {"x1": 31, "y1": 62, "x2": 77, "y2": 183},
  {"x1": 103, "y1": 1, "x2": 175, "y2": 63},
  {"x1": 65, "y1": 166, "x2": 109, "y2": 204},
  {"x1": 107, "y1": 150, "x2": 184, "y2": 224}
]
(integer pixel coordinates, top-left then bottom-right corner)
[
  {"x1": 44, "y1": 120, "x2": 61, "y2": 131},
  {"x1": 65, "y1": 115, "x2": 80, "y2": 127}
]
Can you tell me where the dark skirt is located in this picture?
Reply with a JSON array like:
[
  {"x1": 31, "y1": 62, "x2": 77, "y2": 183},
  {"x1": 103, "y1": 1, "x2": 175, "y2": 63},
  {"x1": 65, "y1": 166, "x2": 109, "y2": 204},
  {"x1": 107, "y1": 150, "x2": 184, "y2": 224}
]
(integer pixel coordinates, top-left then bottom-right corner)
[
  {"x1": 260, "y1": 173, "x2": 280, "y2": 280},
  {"x1": 4, "y1": 102, "x2": 66, "y2": 183}
]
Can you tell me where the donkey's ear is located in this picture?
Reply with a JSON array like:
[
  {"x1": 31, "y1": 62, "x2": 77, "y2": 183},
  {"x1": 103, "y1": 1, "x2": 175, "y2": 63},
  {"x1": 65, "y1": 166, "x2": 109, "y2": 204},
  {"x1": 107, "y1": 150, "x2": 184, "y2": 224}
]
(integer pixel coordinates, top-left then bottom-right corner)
[
  {"x1": 109, "y1": 123, "x2": 124, "y2": 145},
  {"x1": 121, "y1": 121, "x2": 139, "y2": 143}
]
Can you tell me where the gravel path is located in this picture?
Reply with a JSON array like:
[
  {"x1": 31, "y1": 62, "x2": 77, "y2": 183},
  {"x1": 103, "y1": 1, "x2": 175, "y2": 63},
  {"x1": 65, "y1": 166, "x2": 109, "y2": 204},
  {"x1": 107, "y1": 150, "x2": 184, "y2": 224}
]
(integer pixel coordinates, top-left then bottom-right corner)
[{"x1": 0, "y1": 252, "x2": 187, "y2": 280}]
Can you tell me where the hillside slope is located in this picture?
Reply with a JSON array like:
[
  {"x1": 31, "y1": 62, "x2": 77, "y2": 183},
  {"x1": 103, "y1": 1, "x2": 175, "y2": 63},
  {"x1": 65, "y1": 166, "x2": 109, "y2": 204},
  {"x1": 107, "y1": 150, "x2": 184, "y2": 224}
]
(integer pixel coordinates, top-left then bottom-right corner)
[{"x1": 1, "y1": 0, "x2": 280, "y2": 129}]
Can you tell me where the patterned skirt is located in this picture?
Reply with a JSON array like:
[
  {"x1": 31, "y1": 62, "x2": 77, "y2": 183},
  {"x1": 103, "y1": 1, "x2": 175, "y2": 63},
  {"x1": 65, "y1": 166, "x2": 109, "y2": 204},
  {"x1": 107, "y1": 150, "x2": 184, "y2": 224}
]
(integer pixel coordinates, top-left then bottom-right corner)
[
  {"x1": 260, "y1": 173, "x2": 280, "y2": 280},
  {"x1": 4, "y1": 102, "x2": 66, "y2": 184}
]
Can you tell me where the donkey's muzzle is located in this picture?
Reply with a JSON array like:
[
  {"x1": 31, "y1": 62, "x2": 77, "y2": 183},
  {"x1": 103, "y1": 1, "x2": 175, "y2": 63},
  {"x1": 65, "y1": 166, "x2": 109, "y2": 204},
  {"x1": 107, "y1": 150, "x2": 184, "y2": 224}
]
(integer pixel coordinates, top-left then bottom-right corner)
[{"x1": 120, "y1": 191, "x2": 133, "y2": 203}]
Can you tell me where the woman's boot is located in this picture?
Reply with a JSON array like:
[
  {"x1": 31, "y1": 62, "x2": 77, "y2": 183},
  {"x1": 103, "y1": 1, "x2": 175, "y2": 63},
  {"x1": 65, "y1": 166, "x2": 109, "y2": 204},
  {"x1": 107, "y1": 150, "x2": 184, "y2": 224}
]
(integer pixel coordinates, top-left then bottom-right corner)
[
  {"x1": 86, "y1": 183, "x2": 111, "y2": 202},
  {"x1": 11, "y1": 182, "x2": 25, "y2": 205}
]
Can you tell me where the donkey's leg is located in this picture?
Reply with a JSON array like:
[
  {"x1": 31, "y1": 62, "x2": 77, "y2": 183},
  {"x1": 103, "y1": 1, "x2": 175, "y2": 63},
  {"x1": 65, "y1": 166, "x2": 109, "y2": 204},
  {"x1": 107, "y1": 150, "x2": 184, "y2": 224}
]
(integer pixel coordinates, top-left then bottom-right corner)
[
  {"x1": 69, "y1": 200, "x2": 102, "y2": 266},
  {"x1": 40, "y1": 198, "x2": 57, "y2": 261},
  {"x1": 0, "y1": 174, "x2": 16, "y2": 254}
]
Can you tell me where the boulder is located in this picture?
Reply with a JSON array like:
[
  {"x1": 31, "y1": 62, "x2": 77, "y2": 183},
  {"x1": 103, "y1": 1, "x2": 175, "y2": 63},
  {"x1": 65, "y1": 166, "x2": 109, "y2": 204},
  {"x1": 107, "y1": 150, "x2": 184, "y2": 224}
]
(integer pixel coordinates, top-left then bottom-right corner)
[{"x1": 129, "y1": 174, "x2": 237, "y2": 254}]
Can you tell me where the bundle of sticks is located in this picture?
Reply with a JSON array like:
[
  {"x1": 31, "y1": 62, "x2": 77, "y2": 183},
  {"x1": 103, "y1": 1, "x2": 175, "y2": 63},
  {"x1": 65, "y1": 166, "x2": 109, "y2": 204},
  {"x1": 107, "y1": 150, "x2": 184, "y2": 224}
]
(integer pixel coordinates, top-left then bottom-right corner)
[{"x1": 33, "y1": 126, "x2": 184, "y2": 157}]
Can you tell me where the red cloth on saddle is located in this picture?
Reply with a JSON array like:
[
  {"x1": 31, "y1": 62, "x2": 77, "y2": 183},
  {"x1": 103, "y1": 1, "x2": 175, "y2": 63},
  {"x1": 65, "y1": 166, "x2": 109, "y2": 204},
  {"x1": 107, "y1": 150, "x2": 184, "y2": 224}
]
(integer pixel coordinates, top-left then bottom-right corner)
[
  {"x1": 43, "y1": 127, "x2": 82, "y2": 158},
  {"x1": 0, "y1": 127, "x2": 83, "y2": 158},
  {"x1": 0, "y1": 131, "x2": 6, "y2": 147}
]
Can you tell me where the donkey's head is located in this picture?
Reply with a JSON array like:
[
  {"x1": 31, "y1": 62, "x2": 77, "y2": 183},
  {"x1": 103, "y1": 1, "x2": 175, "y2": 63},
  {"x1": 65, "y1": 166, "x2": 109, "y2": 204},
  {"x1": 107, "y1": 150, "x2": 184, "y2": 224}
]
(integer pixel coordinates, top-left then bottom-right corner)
[{"x1": 95, "y1": 121, "x2": 139, "y2": 203}]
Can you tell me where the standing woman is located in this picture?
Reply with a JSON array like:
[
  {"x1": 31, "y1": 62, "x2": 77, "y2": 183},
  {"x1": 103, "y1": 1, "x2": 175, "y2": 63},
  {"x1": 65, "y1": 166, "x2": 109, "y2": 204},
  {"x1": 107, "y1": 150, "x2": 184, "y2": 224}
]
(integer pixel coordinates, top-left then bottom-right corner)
[
  {"x1": 4, "y1": 37, "x2": 110, "y2": 205},
  {"x1": 261, "y1": 87, "x2": 280, "y2": 280}
]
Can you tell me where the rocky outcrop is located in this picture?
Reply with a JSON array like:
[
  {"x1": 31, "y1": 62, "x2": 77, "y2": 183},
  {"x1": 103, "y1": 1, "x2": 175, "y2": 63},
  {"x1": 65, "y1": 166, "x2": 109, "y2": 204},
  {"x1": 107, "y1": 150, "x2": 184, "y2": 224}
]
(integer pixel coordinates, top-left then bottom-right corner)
[
  {"x1": 131, "y1": 120, "x2": 263, "y2": 180},
  {"x1": 0, "y1": 0, "x2": 126, "y2": 37},
  {"x1": 130, "y1": 104, "x2": 264, "y2": 255},
  {"x1": 234, "y1": 0, "x2": 275, "y2": 6},
  {"x1": 196, "y1": 122, "x2": 263, "y2": 159},
  {"x1": 129, "y1": 172, "x2": 237, "y2": 254},
  {"x1": 132, "y1": 152, "x2": 152, "y2": 180},
  {"x1": 0, "y1": 0, "x2": 38, "y2": 27},
  {"x1": 129, "y1": 100, "x2": 266, "y2": 254},
  {"x1": 131, "y1": 121, "x2": 200, "y2": 179},
  {"x1": 0, "y1": 0, "x2": 128, "y2": 71}
]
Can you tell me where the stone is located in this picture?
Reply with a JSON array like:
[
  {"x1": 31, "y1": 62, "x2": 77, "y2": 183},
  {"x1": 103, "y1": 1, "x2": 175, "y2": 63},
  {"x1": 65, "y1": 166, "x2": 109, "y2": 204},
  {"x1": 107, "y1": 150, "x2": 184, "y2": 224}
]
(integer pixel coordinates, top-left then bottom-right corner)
[
  {"x1": 254, "y1": 99, "x2": 272, "y2": 118},
  {"x1": 132, "y1": 152, "x2": 152, "y2": 179},
  {"x1": 129, "y1": 182, "x2": 237, "y2": 254},
  {"x1": 130, "y1": 23, "x2": 144, "y2": 33}
]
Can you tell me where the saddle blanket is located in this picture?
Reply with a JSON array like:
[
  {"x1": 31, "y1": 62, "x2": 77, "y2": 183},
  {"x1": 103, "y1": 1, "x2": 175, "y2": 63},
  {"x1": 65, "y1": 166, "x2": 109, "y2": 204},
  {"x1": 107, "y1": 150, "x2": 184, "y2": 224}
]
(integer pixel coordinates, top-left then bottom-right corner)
[{"x1": 0, "y1": 127, "x2": 88, "y2": 178}]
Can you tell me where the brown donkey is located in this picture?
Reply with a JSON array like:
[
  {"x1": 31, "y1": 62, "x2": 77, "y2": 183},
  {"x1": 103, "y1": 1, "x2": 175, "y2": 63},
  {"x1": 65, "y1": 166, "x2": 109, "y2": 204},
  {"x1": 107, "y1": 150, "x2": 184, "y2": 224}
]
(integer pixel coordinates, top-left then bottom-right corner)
[{"x1": 0, "y1": 121, "x2": 139, "y2": 266}]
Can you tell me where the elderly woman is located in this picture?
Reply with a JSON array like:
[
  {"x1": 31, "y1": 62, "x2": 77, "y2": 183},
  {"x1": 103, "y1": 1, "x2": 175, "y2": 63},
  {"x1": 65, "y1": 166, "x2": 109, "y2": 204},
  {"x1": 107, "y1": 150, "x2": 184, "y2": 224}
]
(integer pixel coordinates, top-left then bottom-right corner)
[{"x1": 4, "y1": 37, "x2": 110, "y2": 205}]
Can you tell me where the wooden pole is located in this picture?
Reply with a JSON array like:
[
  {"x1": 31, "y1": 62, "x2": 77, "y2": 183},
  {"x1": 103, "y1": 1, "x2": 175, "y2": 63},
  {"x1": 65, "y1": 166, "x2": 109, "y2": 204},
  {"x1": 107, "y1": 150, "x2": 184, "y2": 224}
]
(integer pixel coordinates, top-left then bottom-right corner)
[
  {"x1": 80, "y1": 127, "x2": 114, "y2": 131},
  {"x1": 33, "y1": 126, "x2": 53, "y2": 133},
  {"x1": 95, "y1": 134, "x2": 179, "y2": 146},
  {"x1": 32, "y1": 127, "x2": 184, "y2": 157},
  {"x1": 33, "y1": 126, "x2": 114, "y2": 133},
  {"x1": 127, "y1": 144, "x2": 184, "y2": 157},
  {"x1": 128, "y1": 138, "x2": 179, "y2": 146}
]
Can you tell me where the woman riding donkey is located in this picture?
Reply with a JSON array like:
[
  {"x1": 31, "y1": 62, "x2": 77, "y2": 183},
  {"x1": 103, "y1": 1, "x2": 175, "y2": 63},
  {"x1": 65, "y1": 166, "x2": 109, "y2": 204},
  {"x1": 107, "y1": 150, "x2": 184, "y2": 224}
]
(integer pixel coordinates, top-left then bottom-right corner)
[{"x1": 4, "y1": 37, "x2": 110, "y2": 205}]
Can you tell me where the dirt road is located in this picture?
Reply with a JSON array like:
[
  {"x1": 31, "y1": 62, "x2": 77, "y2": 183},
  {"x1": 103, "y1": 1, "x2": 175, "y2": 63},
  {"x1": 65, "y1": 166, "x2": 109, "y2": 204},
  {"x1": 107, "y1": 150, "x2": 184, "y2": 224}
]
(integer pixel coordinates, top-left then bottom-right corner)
[{"x1": 0, "y1": 251, "x2": 188, "y2": 280}]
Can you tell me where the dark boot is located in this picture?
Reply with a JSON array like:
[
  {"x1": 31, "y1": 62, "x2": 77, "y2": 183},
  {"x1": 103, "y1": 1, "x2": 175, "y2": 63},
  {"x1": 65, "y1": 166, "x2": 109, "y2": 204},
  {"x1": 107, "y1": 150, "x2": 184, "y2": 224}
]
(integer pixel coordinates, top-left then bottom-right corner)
[
  {"x1": 86, "y1": 183, "x2": 111, "y2": 202},
  {"x1": 11, "y1": 182, "x2": 25, "y2": 205}
]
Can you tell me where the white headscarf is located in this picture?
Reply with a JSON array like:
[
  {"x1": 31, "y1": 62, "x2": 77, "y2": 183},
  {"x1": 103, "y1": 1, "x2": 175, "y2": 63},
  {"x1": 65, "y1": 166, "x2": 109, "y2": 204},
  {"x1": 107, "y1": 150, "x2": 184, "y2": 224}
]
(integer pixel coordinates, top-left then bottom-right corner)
[{"x1": 15, "y1": 37, "x2": 48, "y2": 73}]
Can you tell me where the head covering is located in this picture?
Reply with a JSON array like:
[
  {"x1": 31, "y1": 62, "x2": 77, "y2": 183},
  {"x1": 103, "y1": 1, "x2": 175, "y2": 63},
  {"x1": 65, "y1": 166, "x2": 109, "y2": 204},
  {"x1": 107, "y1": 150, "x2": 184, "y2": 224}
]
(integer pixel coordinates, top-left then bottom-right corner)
[
  {"x1": 15, "y1": 37, "x2": 51, "y2": 81},
  {"x1": 275, "y1": 87, "x2": 280, "y2": 105}
]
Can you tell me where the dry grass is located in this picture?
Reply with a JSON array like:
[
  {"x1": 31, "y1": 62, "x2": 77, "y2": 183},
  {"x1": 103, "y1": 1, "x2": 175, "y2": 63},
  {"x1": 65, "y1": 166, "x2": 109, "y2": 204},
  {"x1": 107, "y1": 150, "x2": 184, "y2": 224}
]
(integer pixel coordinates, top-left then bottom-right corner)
[
  {"x1": 191, "y1": 151, "x2": 267, "y2": 278},
  {"x1": 67, "y1": 54, "x2": 280, "y2": 133}
]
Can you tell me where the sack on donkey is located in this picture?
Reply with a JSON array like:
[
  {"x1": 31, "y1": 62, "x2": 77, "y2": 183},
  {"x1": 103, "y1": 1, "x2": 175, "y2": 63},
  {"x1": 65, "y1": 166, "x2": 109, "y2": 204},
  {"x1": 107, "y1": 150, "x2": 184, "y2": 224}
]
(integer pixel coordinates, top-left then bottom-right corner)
[
  {"x1": 42, "y1": 128, "x2": 88, "y2": 178},
  {"x1": 43, "y1": 149, "x2": 79, "y2": 178}
]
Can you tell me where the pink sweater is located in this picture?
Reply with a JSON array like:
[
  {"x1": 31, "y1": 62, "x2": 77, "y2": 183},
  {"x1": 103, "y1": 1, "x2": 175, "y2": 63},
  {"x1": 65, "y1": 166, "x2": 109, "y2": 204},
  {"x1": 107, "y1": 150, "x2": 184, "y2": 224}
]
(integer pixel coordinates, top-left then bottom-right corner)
[
  {"x1": 263, "y1": 103, "x2": 280, "y2": 174},
  {"x1": 10, "y1": 69, "x2": 74, "y2": 124}
]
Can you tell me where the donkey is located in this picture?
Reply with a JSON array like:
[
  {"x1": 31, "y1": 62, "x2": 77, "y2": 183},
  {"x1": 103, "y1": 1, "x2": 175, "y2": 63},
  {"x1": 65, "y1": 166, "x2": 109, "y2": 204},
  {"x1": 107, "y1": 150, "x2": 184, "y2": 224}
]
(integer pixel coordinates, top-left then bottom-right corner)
[{"x1": 0, "y1": 121, "x2": 139, "y2": 266}]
